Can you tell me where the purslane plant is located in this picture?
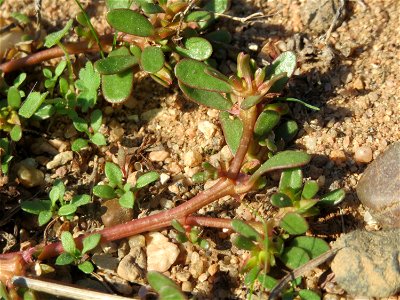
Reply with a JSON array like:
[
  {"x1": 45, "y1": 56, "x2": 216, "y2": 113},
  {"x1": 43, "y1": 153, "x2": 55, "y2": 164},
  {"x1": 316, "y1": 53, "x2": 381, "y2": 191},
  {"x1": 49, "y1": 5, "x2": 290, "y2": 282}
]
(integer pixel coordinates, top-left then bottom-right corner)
[{"x1": 0, "y1": 2, "x2": 344, "y2": 299}]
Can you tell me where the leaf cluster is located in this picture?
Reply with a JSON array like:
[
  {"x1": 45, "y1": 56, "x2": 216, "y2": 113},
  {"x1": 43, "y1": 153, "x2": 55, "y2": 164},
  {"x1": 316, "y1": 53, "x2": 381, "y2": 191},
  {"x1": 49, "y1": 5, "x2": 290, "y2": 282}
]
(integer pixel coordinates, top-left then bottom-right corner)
[
  {"x1": 171, "y1": 219, "x2": 210, "y2": 250},
  {"x1": 93, "y1": 162, "x2": 159, "y2": 208},
  {"x1": 55, "y1": 231, "x2": 101, "y2": 274},
  {"x1": 21, "y1": 180, "x2": 91, "y2": 226}
]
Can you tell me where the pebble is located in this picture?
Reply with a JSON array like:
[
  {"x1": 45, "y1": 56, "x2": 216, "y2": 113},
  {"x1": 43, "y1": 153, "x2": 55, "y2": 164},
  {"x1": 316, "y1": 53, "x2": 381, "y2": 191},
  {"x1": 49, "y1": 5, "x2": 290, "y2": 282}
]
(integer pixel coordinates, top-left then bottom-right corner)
[
  {"x1": 189, "y1": 252, "x2": 204, "y2": 279},
  {"x1": 354, "y1": 146, "x2": 373, "y2": 163},
  {"x1": 198, "y1": 120, "x2": 217, "y2": 139},
  {"x1": 46, "y1": 151, "x2": 73, "y2": 169},
  {"x1": 176, "y1": 271, "x2": 191, "y2": 282},
  {"x1": 331, "y1": 229, "x2": 400, "y2": 297},
  {"x1": 91, "y1": 253, "x2": 119, "y2": 271},
  {"x1": 148, "y1": 150, "x2": 170, "y2": 162},
  {"x1": 207, "y1": 263, "x2": 219, "y2": 276},
  {"x1": 146, "y1": 232, "x2": 180, "y2": 272},
  {"x1": 183, "y1": 150, "x2": 202, "y2": 167},
  {"x1": 101, "y1": 199, "x2": 133, "y2": 227},
  {"x1": 181, "y1": 281, "x2": 193, "y2": 292},
  {"x1": 356, "y1": 142, "x2": 400, "y2": 228},
  {"x1": 128, "y1": 235, "x2": 145, "y2": 249},
  {"x1": 16, "y1": 164, "x2": 44, "y2": 188},
  {"x1": 159, "y1": 173, "x2": 170, "y2": 184},
  {"x1": 102, "y1": 274, "x2": 133, "y2": 295},
  {"x1": 30, "y1": 139, "x2": 58, "y2": 155},
  {"x1": 117, "y1": 252, "x2": 145, "y2": 282},
  {"x1": 329, "y1": 149, "x2": 346, "y2": 165}
]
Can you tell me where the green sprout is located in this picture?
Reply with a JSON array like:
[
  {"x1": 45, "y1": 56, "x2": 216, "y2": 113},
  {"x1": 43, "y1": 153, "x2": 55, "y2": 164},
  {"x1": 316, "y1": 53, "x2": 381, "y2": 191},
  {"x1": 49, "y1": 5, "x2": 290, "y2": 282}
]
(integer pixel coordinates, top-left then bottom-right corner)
[
  {"x1": 55, "y1": 232, "x2": 101, "y2": 274},
  {"x1": 21, "y1": 180, "x2": 91, "y2": 226},
  {"x1": 93, "y1": 162, "x2": 159, "y2": 208}
]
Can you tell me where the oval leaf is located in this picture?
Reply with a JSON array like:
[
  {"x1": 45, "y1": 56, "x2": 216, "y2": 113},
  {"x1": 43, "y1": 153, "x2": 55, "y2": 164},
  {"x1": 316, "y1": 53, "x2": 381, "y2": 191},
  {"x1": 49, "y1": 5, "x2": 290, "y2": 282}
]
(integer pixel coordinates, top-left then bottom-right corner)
[
  {"x1": 19, "y1": 92, "x2": 48, "y2": 118},
  {"x1": 135, "y1": 171, "x2": 159, "y2": 189},
  {"x1": 279, "y1": 212, "x2": 309, "y2": 235},
  {"x1": 93, "y1": 185, "x2": 117, "y2": 199},
  {"x1": 82, "y1": 233, "x2": 102, "y2": 254},
  {"x1": 175, "y1": 59, "x2": 231, "y2": 93},
  {"x1": 175, "y1": 37, "x2": 213, "y2": 61},
  {"x1": 107, "y1": 9, "x2": 154, "y2": 37},
  {"x1": 147, "y1": 271, "x2": 182, "y2": 293},
  {"x1": 58, "y1": 204, "x2": 77, "y2": 216},
  {"x1": 94, "y1": 55, "x2": 138, "y2": 75},
  {"x1": 38, "y1": 210, "x2": 53, "y2": 226},
  {"x1": 119, "y1": 191, "x2": 135, "y2": 208},
  {"x1": 275, "y1": 120, "x2": 299, "y2": 144},
  {"x1": 250, "y1": 151, "x2": 311, "y2": 183},
  {"x1": 232, "y1": 235, "x2": 257, "y2": 251},
  {"x1": 231, "y1": 219, "x2": 261, "y2": 241},
  {"x1": 105, "y1": 162, "x2": 123, "y2": 187},
  {"x1": 44, "y1": 19, "x2": 73, "y2": 48},
  {"x1": 280, "y1": 246, "x2": 310, "y2": 269},
  {"x1": 102, "y1": 47, "x2": 134, "y2": 103},
  {"x1": 219, "y1": 111, "x2": 243, "y2": 155},
  {"x1": 21, "y1": 200, "x2": 52, "y2": 215},
  {"x1": 140, "y1": 46, "x2": 165, "y2": 73},
  {"x1": 266, "y1": 51, "x2": 296, "y2": 93},
  {"x1": 279, "y1": 168, "x2": 303, "y2": 192},
  {"x1": 254, "y1": 110, "x2": 280, "y2": 139},
  {"x1": 290, "y1": 236, "x2": 329, "y2": 259},
  {"x1": 179, "y1": 81, "x2": 232, "y2": 110},
  {"x1": 60, "y1": 231, "x2": 76, "y2": 254},
  {"x1": 270, "y1": 193, "x2": 292, "y2": 208},
  {"x1": 7, "y1": 86, "x2": 21, "y2": 108},
  {"x1": 302, "y1": 181, "x2": 319, "y2": 199},
  {"x1": 10, "y1": 125, "x2": 22, "y2": 142},
  {"x1": 319, "y1": 188, "x2": 345, "y2": 206}
]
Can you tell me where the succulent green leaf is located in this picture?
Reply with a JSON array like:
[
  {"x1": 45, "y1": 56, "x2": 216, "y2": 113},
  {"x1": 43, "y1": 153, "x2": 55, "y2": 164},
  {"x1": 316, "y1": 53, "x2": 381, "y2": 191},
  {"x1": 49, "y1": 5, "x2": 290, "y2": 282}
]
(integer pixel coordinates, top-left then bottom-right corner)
[
  {"x1": 10, "y1": 125, "x2": 22, "y2": 142},
  {"x1": 34, "y1": 104, "x2": 55, "y2": 120},
  {"x1": 302, "y1": 181, "x2": 319, "y2": 199},
  {"x1": 185, "y1": 11, "x2": 213, "y2": 29},
  {"x1": 250, "y1": 151, "x2": 310, "y2": 182},
  {"x1": 130, "y1": 45, "x2": 142, "y2": 59},
  {"x1": 175, "y1": 59, "x2": 231, "y2": 93},
  {"x1": 205, "y1": 29, "x2": 232, "y2": 44},
  {"x1": 58, "y1": 204, "x2": 77, "y2": 216},
  {"x1": 266, "y1": 51, "x2": 296, "y2": 92},
  {"x1": 78, "y1": 261, "x2": 94, "y2": 274},
  {"x1": 298, "y1": 289, "x2": 321, "y2": 300},
  {"x1": 119, "y1": 191, "x2": 135, "y2": 208},
  {"x1": 140, "y1": 46, "x2": 165, "y2": 73},
  {"x1": 101, "y1": 47, "x2": 134, "y2": 103},
  {"x1": 135, "y1": 171, "x2": 159, "y2": 189},
  {"x1": 240, "y1": 95, "x2": 263, "y2": 110},
  {"x1": 107, "y1": 9, "x2": 154, "y2": 37},
  {"x1": 90, "y1": 133, "x2": 107, "y2": 146},
  {"x1": 7, "y1": 87, "x2": 21, "y2": 108},
  {"x1": 275, "y1": 120, "x2": 299, "y2": 144},
  {"x1": 82, "y1": 233, "x2": 102, "y2": 254},
  {"x1": 44, "y1": 19, "x2": 73, "y2": 48},
  {"x1": 95, "y1": 55, "x2": 137, "y2": 75},
  {"x1": 55, "y1": 252, "x2": 75, "y2": 266},
  {"x1": 72, "y1": 116, "x2": 89, "y2": 133},
  {"x1": 71, "y1": 138, "x2": 89, "y2": 152},
  {"x1": 105, "y1": 162, "x2": 123, "y2": 187},
  {"x1": 290, "y1": 236, "x2": 329, "y2": 259},
  {"x1": 38, "y1": 210, "x2": 53, "y2": 226},
  {"x1": 21, "y1": 200, "x2": 52, "y2": 215},
  {"x1": 232, "y1": 235, "x2": 257, "y2": 251},
  {"x1": 280, "y1": 246, "x2": 310, "y2": 270},
  {"x1": 231, "y1": 220, "x2": 261, "y2": 241},
  {"x1": 90, "y1": 109, "x2": 102, "y2": 132},
  {"x1": 19, "y1": 92, "x2": 48, "y2": 119},
  {"x1": 71, "y1": 194, "x2": 91, "y2": 207},
  {"x1": 175, "y1": 37, "x2": 213, "y2": 61},
  {"x1": 319, "y1": 188, "x2": 345, "y2": 206},
  {"x1": 13, "y1": 73, "x2": 26, "y2": 88},
  {"x1": 179, "y1": 81, "x2": 232, "y2": 110},
  {"x1": 279, "y1": 212, "x2": 309, "y2": 235},
  {"x1": 254, "y1": 110, "x2": 280, "y2": 139},
  {"x1": 93, "y1": 185, "x2": 117, "y2": 199},
  {"x1": 106, "y1": 0, "x2": 132, "y2": 9},
  {"x1": 135, "y1": 0, "x2": 164, "y2": 14},
  {"x1": 60, "y1": 231, "x2": 76, "y2": 254},
  {"x1": 258, "y1": 273, "x2": 278, "y2": 291},
  {"x1": 203, "y1": 0, "x2": 229, "y2": 14},
  {"x1": 219, "y1": 111, "x2": 243, "y2": 155},
  {"x1": 270, "y1": 193, "x2": 292, "y2": 208},
  {"x1": 171, "y1": 219, "x2": 186, "y2": 234},
  {"x1": 147, "y1": 271, "x2": 186, "y2": 300},
  {"x1": 279, "y1": 168, "x2": 303, "y2": 192}
]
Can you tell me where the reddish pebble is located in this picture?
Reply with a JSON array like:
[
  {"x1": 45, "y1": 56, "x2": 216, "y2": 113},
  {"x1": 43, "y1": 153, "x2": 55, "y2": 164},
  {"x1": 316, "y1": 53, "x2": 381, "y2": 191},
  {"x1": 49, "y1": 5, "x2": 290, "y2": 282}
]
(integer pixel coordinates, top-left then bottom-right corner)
[{"x1": 354, "y1": 146, "x2": 373, "y2": 163}]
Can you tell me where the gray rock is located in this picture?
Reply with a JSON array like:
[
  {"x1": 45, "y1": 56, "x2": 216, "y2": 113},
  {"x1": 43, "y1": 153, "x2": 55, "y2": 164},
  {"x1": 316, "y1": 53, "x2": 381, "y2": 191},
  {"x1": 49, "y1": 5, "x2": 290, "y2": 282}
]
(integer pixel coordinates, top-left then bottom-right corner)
[
  {"x1": 301, "y1": 0, "x2": 344, "y2": 34},
  {"x1": 357, "y1": 142, "x2": 400, "y2": 228},
  {"x1": 91, "y1": 253, "x2": 119, "y2": 271},
  {"x1": 117, "y1": 251, "x2": 146, "y2": 283},
  {"x1": 331, "y1": 229, "x2": 400, "y2": 297}
]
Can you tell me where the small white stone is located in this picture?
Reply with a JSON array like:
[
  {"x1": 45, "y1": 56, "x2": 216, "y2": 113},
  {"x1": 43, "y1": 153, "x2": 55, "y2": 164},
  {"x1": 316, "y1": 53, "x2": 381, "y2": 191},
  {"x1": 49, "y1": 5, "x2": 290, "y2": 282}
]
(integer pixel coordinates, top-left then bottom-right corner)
[
  {"x1": 159, "y1": 173, "x2": 171, "y2": 185},
  {"x1": 149, "y1": 150, "x2": 170, "y2": 162},
  {"x1": 146, "y1": 232, "x2": 180, "y2": 272},
  {"x1": 183, "y1": 150, "x2": 202, "y2": 167},
  {"x1": 198, "y1": 120, "x2": 217, "y2": 139},
  {"x1": 46, "y1": 151, "x2": 73, "y2": 169},
  {"x1": 248, "y1": 43, "x2": 259, "y2": 51}
]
